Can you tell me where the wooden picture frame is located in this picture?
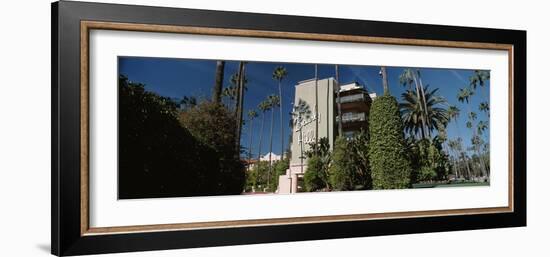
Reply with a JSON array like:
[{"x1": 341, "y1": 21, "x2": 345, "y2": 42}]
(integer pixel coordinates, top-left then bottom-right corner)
[{"x1": 52, "y1": 1, "x2": 526, "y2": 256}]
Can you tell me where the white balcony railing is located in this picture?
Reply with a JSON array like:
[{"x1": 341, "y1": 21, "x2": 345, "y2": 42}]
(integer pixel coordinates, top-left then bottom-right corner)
[
  {"x1": 339, "y1": 94, "x2": 365, "y2": 104},
  {"x1": 337, "y1": 112, "x2": 366, "y2": 123}
]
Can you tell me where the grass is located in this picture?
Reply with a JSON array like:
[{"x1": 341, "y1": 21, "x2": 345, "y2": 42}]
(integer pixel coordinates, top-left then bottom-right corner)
[{"x1": 412, "y1": 181, "x2": 490, "y2": 189}]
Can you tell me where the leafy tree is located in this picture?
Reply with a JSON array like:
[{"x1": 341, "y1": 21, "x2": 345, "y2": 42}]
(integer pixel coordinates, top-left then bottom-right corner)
[
  {"x1": 417, "y1": 166, "x2": 437, "y2": 181},
  {"x1": 348, "y1": 130, "x2": 372, "y2": 190},
  {"x1": 304, "y1": 137, "x2": 331, "y2": 191},
  {"x1": 179, "y1": 101, "x2": 245, "y2": 194},
  {"x1": 246, "y1": 161, "x2": 270, "y2": 192},
  {"x1": 368, "y1": 95, "x2": 412, "y2": 189},
  {"x1": 304, "y1": 155, "x2": 326, "y2": 192},
  {"x1": 329, "y1": 137, "x2": 355, "y2": 191}
]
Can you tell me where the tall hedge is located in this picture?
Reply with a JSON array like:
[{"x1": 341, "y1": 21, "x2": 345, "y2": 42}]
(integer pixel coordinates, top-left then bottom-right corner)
[
  {"x1": 368, "y1": 95, "x2": 412, "y2": 189},
  {"x1": 118, "y1": 75, "x2": 220, "y2": 199}
]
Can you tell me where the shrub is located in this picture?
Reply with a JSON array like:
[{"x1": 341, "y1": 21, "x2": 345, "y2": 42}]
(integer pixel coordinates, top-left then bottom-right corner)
[
  {"x1": 349, "y1": 130, "x2": 372, "y2": 190},
  {"x1": 304, "y1": 137, "x2": 331, "y2": 191},
  {"x1": 179, "y1": 101, "x2": 245, "y2": 195},
  {"x1": 329, "y1": 137, "x2": 355, "y2": 191},
  {"x1": 304, "y1": 156, "x2": 325, "y2": 192},
  {"x1": 246, "y1": 161, "x2": 270, "y2": 192},
  {"x1": 417, "y1": 166, "x2": 437, "y2": 182},
  {"x1": 368, "y1": 95, "x2": 412, "y2": 189}
]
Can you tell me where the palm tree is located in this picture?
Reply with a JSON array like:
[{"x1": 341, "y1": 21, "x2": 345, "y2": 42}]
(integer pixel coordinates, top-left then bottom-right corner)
[
  {"x1": 212, "y1": 60, "x2": 225, "y2": 103},
  {"x1": 479, "y1": 102, "x2": 490, "y2": 117},
  {"x1": 292, "y1": 99, "x2": 312, "y2": 175},
  {"x1": 179, "y1": 96, "x2": 197, "y2": 110},
  {"x1": 477, "y1": 120, "x2": 488, "y2": 135},
  {"x1": 221, "y1": 86, "x2": 236, "y2": 110},
  {"x1": 314, "y1": 64, "x2": 319, "y2": 143},
  {"x1": 476, "y1": 120, "x2": 489, "y2": 176},
  {"x1": 415, "y1": 70, "x2": 431, "y2": 131},
  {"x1": 400, "y1": 86, "x2": 449, "y2": 139},
  {"x1": 247, "y1": 110, "x2": 259, "y2": 169},
  {"x1": 450, "y1": 137, "x2": 471, "y2": 179},
  {"x1": 257, "y1": 100, "x2": 270, "y2": 165},
  {"x1": 272, "y1": 66, "x2": 288, "y2": 159},
  {"x1": 470, "y1": 70, "x2": 490, "y2": 100},
  {"x1": 399, "y1": 68, "x2": 429, "y2": 138},
  {"x1": 466, "y1": 111, "x2": 487, "y2": 177},
  {"x1": 447, "y1": 105, "x2": 461, "y2": 176},
  {"x1": 267, "y1": 94, "x2": 280, "y2": 189},
  {"x1": 447, "y1": 106, "x2": 460, "y2": 124},
  {"x1": 231, "y1": 72, "x2": 248, "y2": 114},
  {"x1": 457, "y1": 87, "x2": 474, "y2": 105},
  {"x1": 458, "y1": 86, "x2": 475, "y2": 161},
  {"x1": 448, "y1": 138, "x2": 461, "y2": 178},
  {"x1": 234, "y1": 62, "x2": 247, "y2": 156},
  {"x1": 471, "y1": 134, "x2": 487, "y2": 178},
  {"x1": 335, "y1": 64, "x2": 343, "y2": 136}
]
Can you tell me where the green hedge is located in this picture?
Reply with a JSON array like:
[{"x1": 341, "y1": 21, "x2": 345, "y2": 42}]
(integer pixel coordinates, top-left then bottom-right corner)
[{"x1": 368, "y1": 95, "x2": 412, "y2": 189}]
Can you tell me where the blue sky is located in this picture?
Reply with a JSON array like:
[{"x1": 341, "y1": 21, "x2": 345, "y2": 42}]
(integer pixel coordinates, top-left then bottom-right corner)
[{"x1": 119, "y1": 57, "x2": 490, "y2": 157}]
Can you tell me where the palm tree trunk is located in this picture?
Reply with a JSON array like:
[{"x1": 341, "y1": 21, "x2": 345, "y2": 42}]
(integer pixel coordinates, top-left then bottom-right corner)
[
  {"x1": 474, "y1": 131, "x2": 488, "y2": 178},
  {"x1": 212, "y1": 60, "x2": 225, "y2": 103},
  {"x1": 416, "y1": 70, "x2": 431, "y2": 138},
  {"x1": 247, "y1": 118, "x2": 254, "y2": 171},
  {"x1": 268, "y1": 107, "x2": 275, "y2": 189},
  {"x1": 412, "y1": 74, "x2": 428, "y2": 139},
  {"x1": 314, "y1": 64, "x2": 319, "y2": 143},
  {"x1": 257, "y1": 112, "x2": 266, "y2": 163},
  {"x1": 278, "y1": 81, "x2": 284, "y2": 159},
  {"x1": 335, "y1": 65, "x2": 343, "y2": 137},
  {"x1": 235, "y1": 62, "x2": 246, "y2": 156},
  {"x1": 464, "y1": 154, "x2": 472, "y2": 179},
  {"x1": 452, "y1": 149, "x2": 460, "y2": 178}
]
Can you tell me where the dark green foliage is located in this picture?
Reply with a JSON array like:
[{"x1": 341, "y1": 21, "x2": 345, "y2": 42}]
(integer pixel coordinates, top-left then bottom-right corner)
[
  {"x1": 304, "y1": 156, "x2": 325, "y2": 192},
  {"x1": 245, "y1": 159, "x2": 288, "y2": 192},
  {"x1": 119, "y1": 75, "x2": 221, "y2": 198},
  {"x1": 179, "y1": 101, "x2": 245, "y2": 194},
  {"x1": 304, "y1": 137, "x2": 331, "y2": 191},
  {"x1": 329, "y1": 137, "x2": 356, "y2": 191},
  {"x1": 245, "y1": 161, "x2": 269, "y2": 192},
  {"x1": 407, "y1": 138, "x2": 450, "y2": 183},
  {"x1": 348, "y1": 131, "x2": 372, "y2": 190},
  {"x1": 368, "y1": 95, "x2": 412, "y2": 189}
]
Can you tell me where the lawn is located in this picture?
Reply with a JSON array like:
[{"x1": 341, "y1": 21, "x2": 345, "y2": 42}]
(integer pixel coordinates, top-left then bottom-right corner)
[{"x1": 412, "y1": 181, "x2": 490, "y2": 189}]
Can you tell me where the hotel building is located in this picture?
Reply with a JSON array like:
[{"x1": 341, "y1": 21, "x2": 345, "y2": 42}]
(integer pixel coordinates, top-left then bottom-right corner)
[{"x1": 277, "y1": 78, "x2": 375, "y2": 194}]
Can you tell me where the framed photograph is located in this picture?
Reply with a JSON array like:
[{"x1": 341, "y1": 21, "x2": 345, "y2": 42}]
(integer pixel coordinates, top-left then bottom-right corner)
[{"x1": 52, "y1": 1, "x2": 526, "y2": 256}]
